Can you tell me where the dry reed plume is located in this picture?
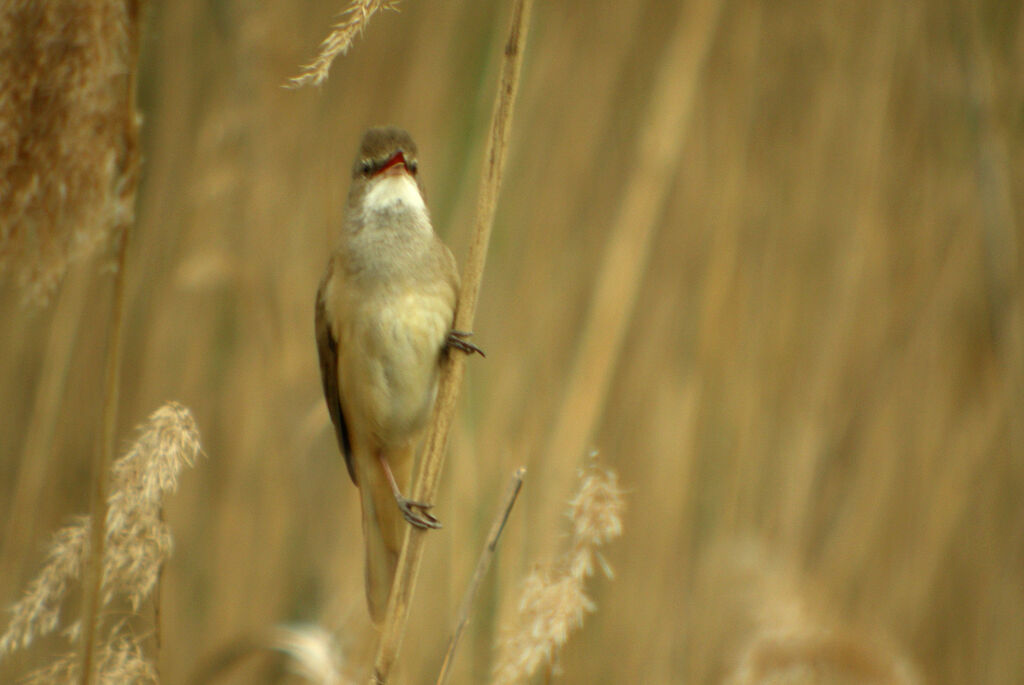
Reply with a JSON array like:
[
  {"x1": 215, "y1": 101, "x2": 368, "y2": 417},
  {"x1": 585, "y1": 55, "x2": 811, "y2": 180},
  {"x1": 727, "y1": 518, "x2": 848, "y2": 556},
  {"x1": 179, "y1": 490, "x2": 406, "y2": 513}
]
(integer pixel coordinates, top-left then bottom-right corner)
[
  {"x1": 21, "y1": 622, "x2": 157, "y2": 685},
  {"x1": 0, "y1": 0, "x2": 142, "y2": 305},
  {"x1": 2, "y1": 1, "x2": 1020, "y2": 683},
  {"x1": 491, "y1": 459, "x2": 624, "y2": 684},
  {"x1": 0, "y1": 403, "x2": 200, "y2": 679},
  {"x1": 288, "y1": 0, "x2": 401, "y2": 88}
]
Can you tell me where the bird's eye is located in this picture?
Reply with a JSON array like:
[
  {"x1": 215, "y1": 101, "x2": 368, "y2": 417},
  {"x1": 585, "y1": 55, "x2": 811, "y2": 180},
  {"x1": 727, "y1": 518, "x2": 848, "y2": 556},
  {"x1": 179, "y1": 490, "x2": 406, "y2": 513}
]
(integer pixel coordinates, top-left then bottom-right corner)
[
  {"x1": 360, "y1": 160, "x2": 373, "y2": 175},
  {"x1": 408, "y1": 160, "x2": 418, "y2": 175}
]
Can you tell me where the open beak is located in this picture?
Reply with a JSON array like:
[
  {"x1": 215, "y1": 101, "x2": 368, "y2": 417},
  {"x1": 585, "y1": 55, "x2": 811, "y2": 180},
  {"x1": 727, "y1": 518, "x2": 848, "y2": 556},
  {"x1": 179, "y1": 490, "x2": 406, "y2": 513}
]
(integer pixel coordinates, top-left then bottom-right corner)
[{"x1": 374, "y1": 151, "x2": 408, "y2": 178}]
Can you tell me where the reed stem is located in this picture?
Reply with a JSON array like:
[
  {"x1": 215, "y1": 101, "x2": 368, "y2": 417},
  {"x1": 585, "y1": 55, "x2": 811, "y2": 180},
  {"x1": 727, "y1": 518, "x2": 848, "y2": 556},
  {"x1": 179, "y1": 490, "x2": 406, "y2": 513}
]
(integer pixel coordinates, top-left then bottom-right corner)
[
  {"x1": 78, "y1": 3, "x2": 144, "y2": 682},
  {"x1": 370, "y1": 1, "x2": 534, "y2": 681},
  {"x1": 436, "y1": 468, "x2": 525, "y2": 685}
]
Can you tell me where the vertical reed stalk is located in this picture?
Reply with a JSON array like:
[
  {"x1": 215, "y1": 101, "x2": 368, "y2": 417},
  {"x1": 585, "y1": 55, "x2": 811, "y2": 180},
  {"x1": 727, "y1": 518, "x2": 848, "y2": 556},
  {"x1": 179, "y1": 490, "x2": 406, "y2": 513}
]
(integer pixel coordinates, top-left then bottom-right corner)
[
  {"x1": 153, "y1": 504, "x2": 165, "y2": 681},
  {"x1": 370, "y1": 1, "x2": 534, "y2": 681},
  {"x1": 79, "y1": 2, "x2": 145, "y2": 682},
  {"x1": 79, "y1": 225, "x2": 129, "y2": 685}
]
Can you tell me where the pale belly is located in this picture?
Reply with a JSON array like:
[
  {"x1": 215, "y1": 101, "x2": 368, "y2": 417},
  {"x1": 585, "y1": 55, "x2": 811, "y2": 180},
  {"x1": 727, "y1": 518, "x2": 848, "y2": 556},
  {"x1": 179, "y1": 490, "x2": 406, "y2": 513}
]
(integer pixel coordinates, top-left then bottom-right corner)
[{"x1": 338, "y1": 292, "x2": 452, "y2": 444}]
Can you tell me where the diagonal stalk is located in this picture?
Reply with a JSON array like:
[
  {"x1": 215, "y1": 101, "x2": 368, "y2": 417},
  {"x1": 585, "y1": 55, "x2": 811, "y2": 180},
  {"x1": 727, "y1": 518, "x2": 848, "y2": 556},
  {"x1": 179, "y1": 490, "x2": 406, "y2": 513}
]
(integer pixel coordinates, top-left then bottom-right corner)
[
  {"x1": 370, "y1": 0, "x2": 534, "y2": 681},
  {"x1": 436, "y1": 468, "x2": 525, "y2": 685}
]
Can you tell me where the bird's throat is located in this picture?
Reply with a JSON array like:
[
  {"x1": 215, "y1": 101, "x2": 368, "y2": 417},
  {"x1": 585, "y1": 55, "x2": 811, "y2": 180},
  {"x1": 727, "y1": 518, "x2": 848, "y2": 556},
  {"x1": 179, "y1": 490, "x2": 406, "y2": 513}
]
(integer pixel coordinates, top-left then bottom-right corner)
[{"x1": 363, "y1": 173, "x2": 427, "y2": 217}]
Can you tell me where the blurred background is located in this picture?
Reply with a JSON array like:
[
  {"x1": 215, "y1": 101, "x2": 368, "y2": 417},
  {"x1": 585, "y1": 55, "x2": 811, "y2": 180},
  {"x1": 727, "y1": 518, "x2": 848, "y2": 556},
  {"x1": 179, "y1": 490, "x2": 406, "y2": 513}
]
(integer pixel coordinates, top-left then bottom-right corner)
[{"x1": 1, "y1": 0, "x2": 1022, "y2": 682}]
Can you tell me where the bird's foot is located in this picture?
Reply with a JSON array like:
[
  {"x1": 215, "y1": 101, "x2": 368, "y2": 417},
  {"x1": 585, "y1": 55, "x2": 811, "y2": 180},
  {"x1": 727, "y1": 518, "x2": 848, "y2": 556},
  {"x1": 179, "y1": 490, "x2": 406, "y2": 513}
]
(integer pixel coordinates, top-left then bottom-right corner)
[
  {"x1": 396, "y1": 496, "x2": 442, "y2": 529},
  {"x1": 446, "y1": 330, "x2": 485, "y2": 357}
]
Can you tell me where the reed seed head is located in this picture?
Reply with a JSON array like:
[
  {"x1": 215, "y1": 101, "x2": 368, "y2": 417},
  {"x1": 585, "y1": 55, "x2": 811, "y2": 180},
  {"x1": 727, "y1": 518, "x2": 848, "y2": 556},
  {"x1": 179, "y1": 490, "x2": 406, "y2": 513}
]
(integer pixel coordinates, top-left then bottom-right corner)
[
  {"x1": 0, "y1": 403, "x2": 200, "y2": 663},
  {"x1": 492, "y1": 459, "x2": 624, "y2": 685},
  {"x1": 0, "y1": 0, "x2": 141, "y2": 305},
  {"x1": 287, "y1": 0, "x2": 401, "y2": 88}
]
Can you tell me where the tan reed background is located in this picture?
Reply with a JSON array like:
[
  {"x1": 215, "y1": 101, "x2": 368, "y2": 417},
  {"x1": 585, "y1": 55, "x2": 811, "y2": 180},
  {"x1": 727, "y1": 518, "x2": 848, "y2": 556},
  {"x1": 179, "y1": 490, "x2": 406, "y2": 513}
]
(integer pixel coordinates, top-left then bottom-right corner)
[{"x1": 1, "y1": 0, "x2": 1021, "y2": 682}]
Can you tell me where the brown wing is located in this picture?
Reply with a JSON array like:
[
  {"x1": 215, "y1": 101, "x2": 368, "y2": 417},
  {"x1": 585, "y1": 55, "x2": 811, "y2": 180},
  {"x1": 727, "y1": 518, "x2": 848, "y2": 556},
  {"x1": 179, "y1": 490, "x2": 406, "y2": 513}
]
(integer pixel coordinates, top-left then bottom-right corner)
[{"x1": 315, "y1": 270, "x2": 356, "y2": 484}]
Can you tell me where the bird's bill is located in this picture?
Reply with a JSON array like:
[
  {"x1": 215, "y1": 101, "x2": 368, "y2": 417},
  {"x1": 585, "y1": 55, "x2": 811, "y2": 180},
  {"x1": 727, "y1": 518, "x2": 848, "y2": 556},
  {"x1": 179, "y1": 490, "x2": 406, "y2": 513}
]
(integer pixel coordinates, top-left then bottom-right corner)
[{"x1": 375, "y1": 151, "x2": 409, "y2": 178}]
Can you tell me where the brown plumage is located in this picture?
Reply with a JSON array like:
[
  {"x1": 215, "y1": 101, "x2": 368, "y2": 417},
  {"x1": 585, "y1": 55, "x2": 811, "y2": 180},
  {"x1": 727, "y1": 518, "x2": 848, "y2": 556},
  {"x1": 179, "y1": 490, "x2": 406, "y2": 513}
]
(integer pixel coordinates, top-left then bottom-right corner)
[{"x1": 315, "y1": 127, "x2": 479, "y2": 622}]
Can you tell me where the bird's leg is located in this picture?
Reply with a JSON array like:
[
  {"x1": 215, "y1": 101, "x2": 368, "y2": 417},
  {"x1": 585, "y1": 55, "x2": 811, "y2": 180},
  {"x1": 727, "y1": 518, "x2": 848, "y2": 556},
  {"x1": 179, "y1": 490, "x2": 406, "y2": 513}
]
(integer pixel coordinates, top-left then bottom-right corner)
[
  {"x1": 446, "y1": 329, "x2": 485, "y2": 357},
  {"x1": 378, "y1": 452, "x2": 442, "y2": 529}
]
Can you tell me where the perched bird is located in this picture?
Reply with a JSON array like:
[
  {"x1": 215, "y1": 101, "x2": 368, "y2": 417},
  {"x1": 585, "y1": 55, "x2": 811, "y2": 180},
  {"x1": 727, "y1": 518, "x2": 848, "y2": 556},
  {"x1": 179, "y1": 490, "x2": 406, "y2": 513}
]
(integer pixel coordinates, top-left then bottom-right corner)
[{"x1": 315, "y1": 127, "x2": 481, "y2": 622}]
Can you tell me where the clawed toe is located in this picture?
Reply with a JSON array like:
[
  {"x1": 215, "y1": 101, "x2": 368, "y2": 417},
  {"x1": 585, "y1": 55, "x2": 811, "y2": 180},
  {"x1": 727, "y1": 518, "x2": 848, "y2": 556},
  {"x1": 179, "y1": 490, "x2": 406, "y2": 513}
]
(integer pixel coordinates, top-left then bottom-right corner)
[
  {"x1": 397, "y1": 497, "x2": 442, "y2": 529},
  {"x1": 446, "y1": 330, "x2": 485, "y2": 357}
]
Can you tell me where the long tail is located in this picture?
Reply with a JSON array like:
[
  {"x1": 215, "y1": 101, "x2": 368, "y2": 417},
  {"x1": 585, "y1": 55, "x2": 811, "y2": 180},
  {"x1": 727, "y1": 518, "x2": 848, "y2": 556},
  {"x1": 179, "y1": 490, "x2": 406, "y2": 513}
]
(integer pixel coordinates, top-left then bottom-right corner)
[{"x1": 359, "y1": 443, "x2": 414, "y2": 623}]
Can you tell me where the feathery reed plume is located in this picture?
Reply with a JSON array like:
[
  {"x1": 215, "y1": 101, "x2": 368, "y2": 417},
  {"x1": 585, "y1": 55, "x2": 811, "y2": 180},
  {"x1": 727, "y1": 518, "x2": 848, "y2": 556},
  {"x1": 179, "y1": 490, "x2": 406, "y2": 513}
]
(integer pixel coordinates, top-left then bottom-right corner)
[
  {"x1": 270, "y1": 624, "x2": 349, "y2": 685},
  {"x1": 371, "y1": 0, "x2": 533, "y2": 680},
  {"x1": 287, "y1": 0, "x2": 401, "y2": 88},
  {"x1": 0, "y1": 403, "x2": 200, "y2": 663},
  {"x1": 21, "y1": 623, "x2": 157, "y2": 685},
  {"x1": 0, "y1": 0, "x2": 142, "y2": 305},
  {"x1": 491, "y1": 459, "x2": 624, "y2": 685}
]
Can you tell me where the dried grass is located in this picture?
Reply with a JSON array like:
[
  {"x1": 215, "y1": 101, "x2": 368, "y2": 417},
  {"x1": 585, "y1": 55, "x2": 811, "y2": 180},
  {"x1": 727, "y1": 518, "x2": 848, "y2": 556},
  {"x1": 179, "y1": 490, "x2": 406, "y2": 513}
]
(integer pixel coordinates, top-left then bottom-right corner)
[
  {"x1": 0, "y1": 403, "x2": 200, "y2": 675},
  {"x1": 21, "y1": 622, "x2": 157, "y2": 685},
  {"x1": 0, "y1": 0, "x2": 141, "y2": 305},
  {"x1": 491, "y1": 460, "x2": 624, "y2": 685},
  {"x1": 1, "y1": 1, "x2": 1021, "y2": 683},
  {"x1": 287, "y1": 0, "x2": 401, "y2": 88}
]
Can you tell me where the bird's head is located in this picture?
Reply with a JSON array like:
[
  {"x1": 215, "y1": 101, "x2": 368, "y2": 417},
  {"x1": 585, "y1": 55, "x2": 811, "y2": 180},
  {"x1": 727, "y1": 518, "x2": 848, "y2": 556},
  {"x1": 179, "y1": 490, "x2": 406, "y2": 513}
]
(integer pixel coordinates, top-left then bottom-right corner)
[{"x1": 349, "y1": 126, "x2": 426, "y2": 217}]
